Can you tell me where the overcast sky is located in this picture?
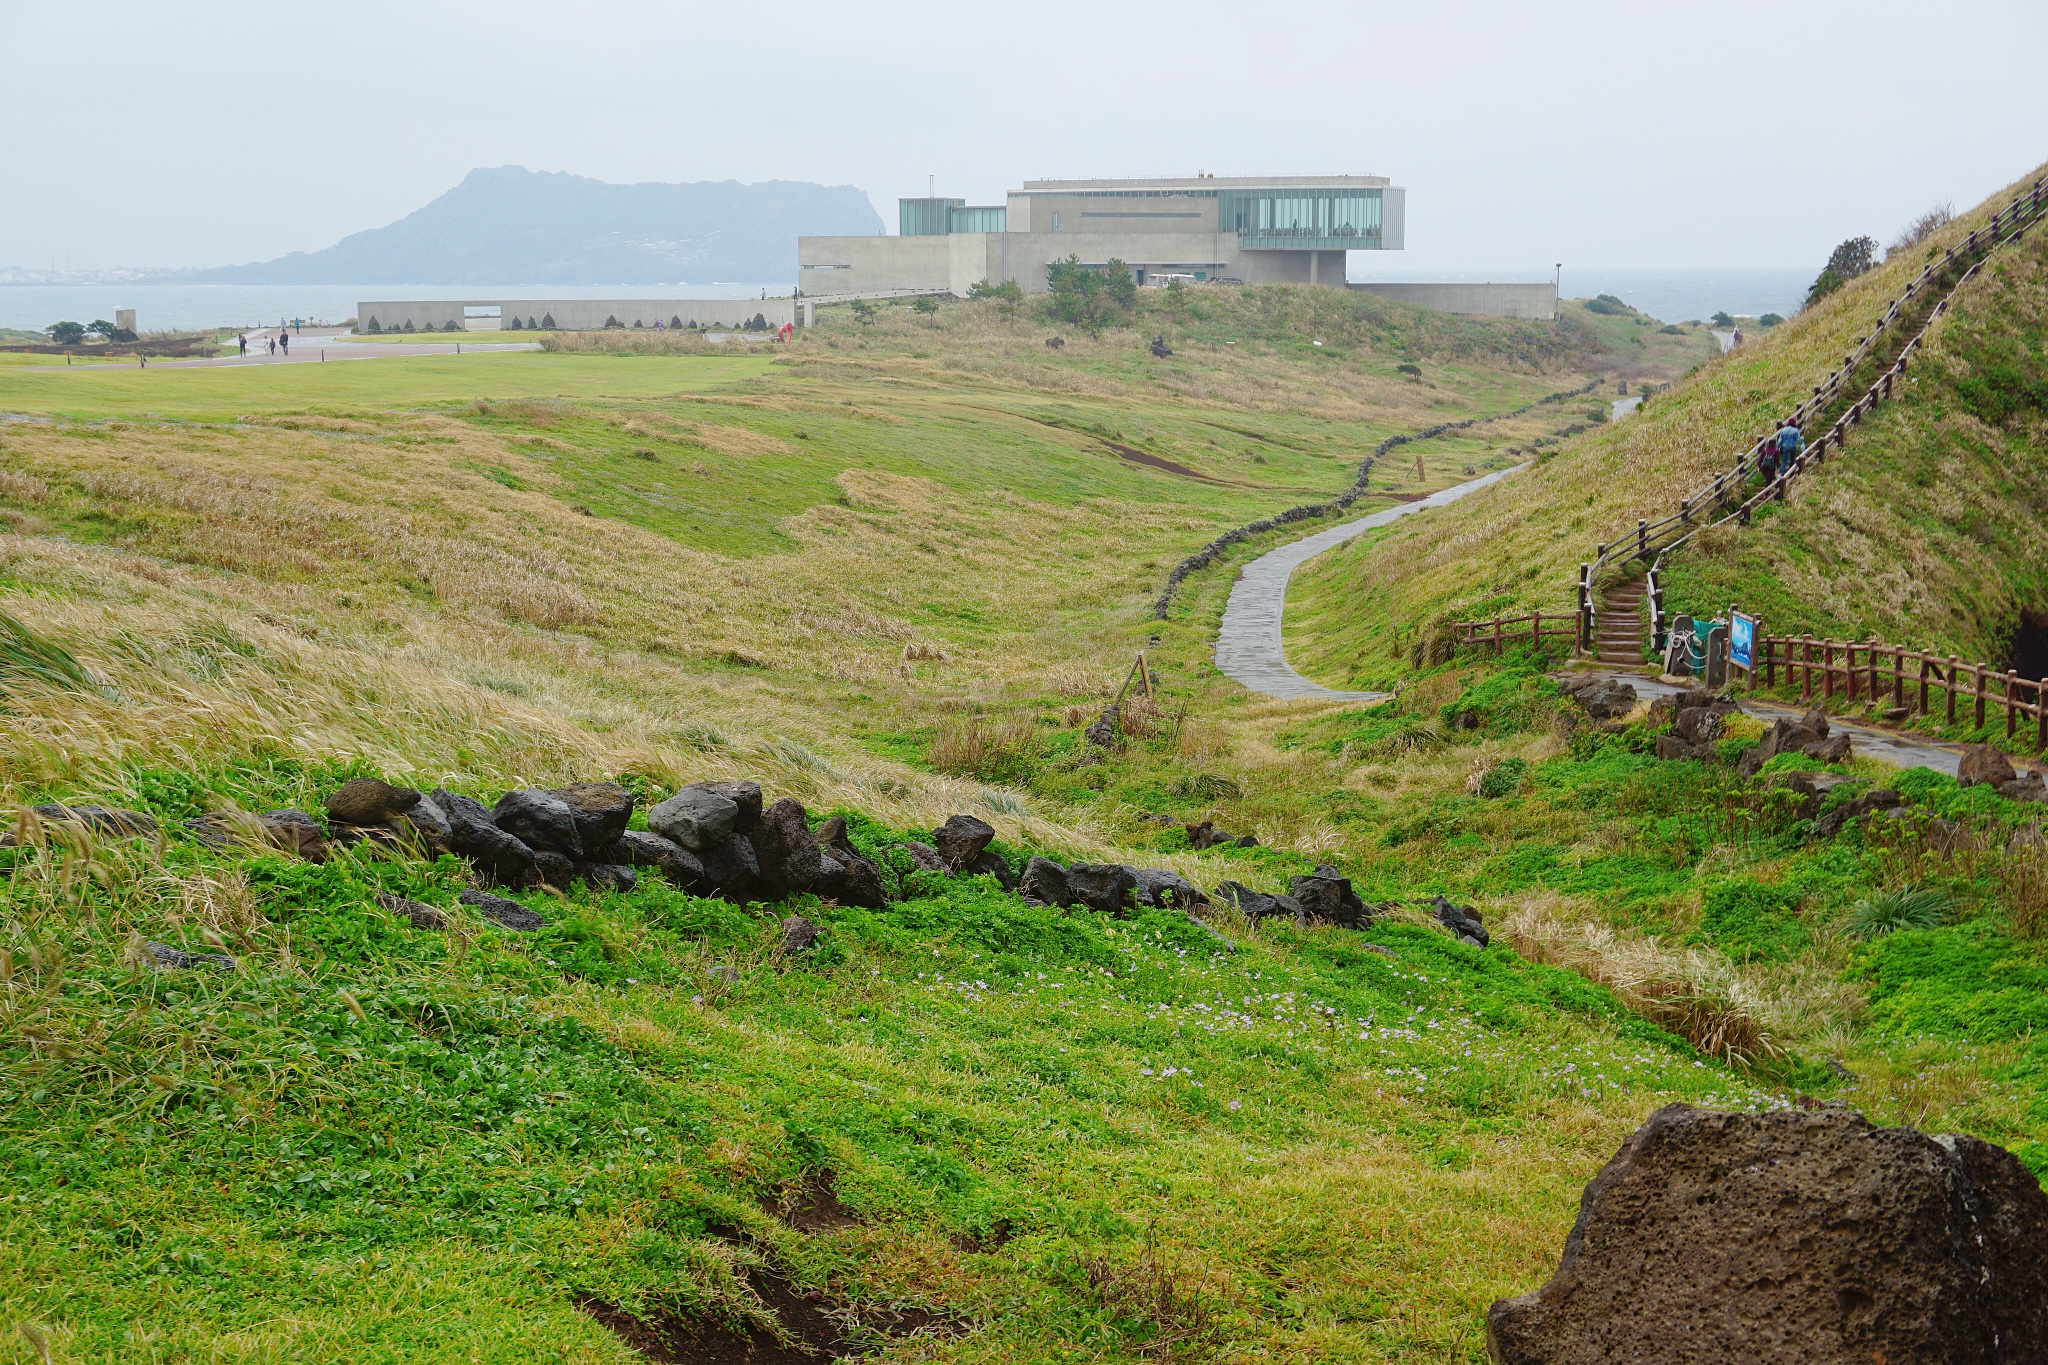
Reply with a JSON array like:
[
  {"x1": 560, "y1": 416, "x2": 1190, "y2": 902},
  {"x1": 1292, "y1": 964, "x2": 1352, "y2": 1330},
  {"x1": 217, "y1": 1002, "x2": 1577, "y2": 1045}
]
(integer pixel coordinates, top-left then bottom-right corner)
[{"x1": 4, "y1": 0, "x2": 2045, "y2": 274}]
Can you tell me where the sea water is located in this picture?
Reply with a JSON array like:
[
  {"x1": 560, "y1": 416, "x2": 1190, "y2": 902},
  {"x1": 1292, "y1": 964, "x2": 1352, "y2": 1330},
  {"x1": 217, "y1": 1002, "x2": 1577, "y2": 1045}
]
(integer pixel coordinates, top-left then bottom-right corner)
[{"x1": 0, "y1": 282, "x2": 788, "y2": 334}]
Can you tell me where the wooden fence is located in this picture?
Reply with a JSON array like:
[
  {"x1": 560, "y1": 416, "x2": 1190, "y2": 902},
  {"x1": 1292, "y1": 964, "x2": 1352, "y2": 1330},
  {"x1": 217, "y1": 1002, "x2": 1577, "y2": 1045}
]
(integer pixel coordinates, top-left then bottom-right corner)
[
  {"x1": 1588, "y1": 174, "x2": 2048, "y2": 577},
  {"x1": 1755, "y1": 634, "x2": 2047, "y2": 752},
  {"x1": 1449, "y1": 612, "x2": 1580, "y2": 655}
]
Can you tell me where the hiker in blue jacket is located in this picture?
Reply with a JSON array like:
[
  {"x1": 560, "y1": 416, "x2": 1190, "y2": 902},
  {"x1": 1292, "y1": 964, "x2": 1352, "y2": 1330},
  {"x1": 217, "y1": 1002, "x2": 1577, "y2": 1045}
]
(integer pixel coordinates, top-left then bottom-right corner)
[{"x1": 1775, "y1": 416, "x2": 1804, "y2": 470}]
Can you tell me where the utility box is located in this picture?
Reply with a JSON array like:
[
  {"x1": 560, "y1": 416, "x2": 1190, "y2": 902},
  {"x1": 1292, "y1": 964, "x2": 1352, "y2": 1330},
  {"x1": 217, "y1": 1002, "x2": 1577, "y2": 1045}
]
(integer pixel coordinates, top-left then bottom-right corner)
[{"x1": 114, "y1": 308, "x2": 137, "y2": 335}]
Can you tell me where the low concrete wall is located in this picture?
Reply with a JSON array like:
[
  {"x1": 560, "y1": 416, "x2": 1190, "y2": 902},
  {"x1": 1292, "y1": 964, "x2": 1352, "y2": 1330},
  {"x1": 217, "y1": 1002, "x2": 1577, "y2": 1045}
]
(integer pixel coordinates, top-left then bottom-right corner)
[
  {"x1": 356, "y1": 298, "x2": 796, "y2": 334},
  {"x1": 1349, "y1": 281, "x2": 1556, "y2": 320}
]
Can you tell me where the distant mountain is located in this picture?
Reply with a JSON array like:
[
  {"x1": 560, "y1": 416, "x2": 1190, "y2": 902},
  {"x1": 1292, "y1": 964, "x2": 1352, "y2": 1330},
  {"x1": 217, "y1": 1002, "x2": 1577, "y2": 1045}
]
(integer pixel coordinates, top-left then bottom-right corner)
[{"x1": 182, "y1": 166, "x2": 883, "y2": 286}]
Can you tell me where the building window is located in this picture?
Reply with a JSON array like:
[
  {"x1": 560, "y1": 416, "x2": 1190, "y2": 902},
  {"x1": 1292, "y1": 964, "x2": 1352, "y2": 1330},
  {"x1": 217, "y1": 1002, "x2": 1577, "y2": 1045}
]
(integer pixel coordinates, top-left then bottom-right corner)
[{"x1": 1220, "y1": 189, "x2": 1380, "y2": 245}]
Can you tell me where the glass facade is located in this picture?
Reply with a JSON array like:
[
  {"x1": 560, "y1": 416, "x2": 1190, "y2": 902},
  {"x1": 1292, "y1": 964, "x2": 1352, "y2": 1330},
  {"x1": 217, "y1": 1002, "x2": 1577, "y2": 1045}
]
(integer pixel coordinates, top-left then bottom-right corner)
[
  {"x1": 899, "y1": 199, "x2": 1007, "y2": 235},
  {"x1": 949, "y1": 205, "x2": 1006, "y2": 233},
  {"x1": 1218, "y1": 188, "x2": 1382, "y2": 249},
  {"x1": 900, "y1": 198, "x2": 964, "y2": 236}
]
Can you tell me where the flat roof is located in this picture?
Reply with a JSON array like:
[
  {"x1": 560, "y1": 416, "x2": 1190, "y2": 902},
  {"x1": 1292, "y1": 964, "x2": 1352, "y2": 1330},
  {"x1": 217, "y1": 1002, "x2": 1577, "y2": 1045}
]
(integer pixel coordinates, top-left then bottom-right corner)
[{"x1": 1019, "y1": 174, "x2": 1391, "y2": 193}]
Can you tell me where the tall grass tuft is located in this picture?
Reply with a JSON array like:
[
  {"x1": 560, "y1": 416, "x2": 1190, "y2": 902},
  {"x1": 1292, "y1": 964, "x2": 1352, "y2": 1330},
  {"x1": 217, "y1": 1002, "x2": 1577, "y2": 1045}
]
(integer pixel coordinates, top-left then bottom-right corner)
[
  {"x1": 0, "y1": 612, "x2": 96, "y2": 695},
  {"x1": 1999, "y1": 840, "x2": 2048, "y2": 938},
  {"x1": 1847, "y1": 884, "x2": 1953, "y2": 940},
  {"x1": 928, "y1": 713, "x2": 1041, "y2": 784},
  {"x1": 1505, "y1": 901, "x2": 1784, "y2": 1066}
]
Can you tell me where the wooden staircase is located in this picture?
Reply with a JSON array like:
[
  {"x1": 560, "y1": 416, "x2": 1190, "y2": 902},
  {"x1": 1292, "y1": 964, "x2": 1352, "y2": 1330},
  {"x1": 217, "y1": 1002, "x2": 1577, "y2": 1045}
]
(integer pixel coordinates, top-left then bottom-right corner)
[{"x1": 1595, "y1": 580, "x2": 1648, "y2": 665}]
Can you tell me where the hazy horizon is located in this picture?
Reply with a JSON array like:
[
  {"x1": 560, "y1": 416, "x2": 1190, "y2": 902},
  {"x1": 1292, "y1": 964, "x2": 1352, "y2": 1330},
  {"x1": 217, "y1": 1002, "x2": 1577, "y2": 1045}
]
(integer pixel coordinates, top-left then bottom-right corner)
[{"x1": 3, "y1": 0, "x2": 2045, "y2": 277}]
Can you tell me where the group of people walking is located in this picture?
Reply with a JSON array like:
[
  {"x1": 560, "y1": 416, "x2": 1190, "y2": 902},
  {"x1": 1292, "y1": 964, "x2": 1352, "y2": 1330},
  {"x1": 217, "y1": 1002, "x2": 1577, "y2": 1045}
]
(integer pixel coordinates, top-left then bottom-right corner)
[
  {"x1": 234, "y1": 331, "x2": 291, "y2": 357},
  {"x1": 1756, "y1": 415, "x2": 1804, "y2": 485}
]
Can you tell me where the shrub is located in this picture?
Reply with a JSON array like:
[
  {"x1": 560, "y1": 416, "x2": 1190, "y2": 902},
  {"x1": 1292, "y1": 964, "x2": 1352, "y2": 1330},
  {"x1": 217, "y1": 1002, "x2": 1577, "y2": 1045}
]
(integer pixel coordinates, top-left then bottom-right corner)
[
  {"x1": 1584, "y1": 295, "x2": 1634, "y2": 316},
  {"x1": 1043, "y1": 255, "x2": 1137, "y2": 335},
  {"x1": 1847, "y1": 884, "x2": 1952, "y2": 940},
  {"x1": 1888, "y1": 203, "x2": 1952, "y2": 258},
  {"x1": 1758, "y1": 313, "x2": 1784, "y2": 327},
  {"x1": 1711, "y1": 312, "x2": 1734, "y2": 328}
]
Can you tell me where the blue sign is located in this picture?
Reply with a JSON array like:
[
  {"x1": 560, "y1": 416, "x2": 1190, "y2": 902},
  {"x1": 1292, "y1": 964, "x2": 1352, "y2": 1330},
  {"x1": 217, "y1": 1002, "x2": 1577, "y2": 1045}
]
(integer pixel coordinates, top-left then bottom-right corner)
[{"x1": 1729, "y1": 611, "x2": 1756, "y2": 672}]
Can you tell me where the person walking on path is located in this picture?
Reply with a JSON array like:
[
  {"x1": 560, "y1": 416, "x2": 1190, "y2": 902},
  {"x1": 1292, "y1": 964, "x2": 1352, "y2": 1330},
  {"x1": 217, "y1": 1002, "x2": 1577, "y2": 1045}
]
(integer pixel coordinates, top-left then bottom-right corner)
[
  {"x1": 279, "y1": 331, "x2": 289, "y2": 356},
  {"x1": 237, "y1": 333, "x2": 247, "y2": 356},
  {"x1": 1758, "y1": 429, "x2": 1782, "y2": 487},
  {"x1": 1775, "y1": 415, "x2": 1803, "y2": 469},
  {"x1": 266, "y1": 336, "x2": 275, "y2": 356}
]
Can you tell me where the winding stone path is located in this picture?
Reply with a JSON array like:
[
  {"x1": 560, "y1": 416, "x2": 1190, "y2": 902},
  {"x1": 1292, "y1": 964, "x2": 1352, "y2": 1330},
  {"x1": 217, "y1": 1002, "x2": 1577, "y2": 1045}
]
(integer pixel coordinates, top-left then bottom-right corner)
[{"x1": 1213, "y1": 465, "x2": 1526, "y2": 702}]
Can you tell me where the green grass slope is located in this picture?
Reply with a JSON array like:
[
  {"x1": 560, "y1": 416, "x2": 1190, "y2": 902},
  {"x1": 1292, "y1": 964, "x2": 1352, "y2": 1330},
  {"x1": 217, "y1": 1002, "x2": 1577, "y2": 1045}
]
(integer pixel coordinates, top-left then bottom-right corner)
[{"x1": 1283, "y1": 160, "x2": 2048, "y2": 690}]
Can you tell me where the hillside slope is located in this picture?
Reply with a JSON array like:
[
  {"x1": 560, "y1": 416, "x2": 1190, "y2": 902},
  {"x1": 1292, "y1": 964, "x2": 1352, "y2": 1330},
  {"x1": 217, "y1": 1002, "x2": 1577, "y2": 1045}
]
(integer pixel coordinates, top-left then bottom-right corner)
[
  {"x1": 5, "y1": 280, "x2": 2044, "y2": 1363},
  {"x1": 183, "y1": 166, "x2": 885, "y2": 286},
  {"x1": 1283, "y1": 159, "x2": 2048, "y2": 690}
]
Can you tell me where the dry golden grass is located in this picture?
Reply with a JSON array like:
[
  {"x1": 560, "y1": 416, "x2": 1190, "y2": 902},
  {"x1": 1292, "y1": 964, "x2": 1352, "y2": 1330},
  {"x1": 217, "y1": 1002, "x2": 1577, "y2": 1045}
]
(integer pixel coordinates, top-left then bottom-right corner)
[{"x1": 1502, "y1": 895, "x2": 1787, "y2": 1065}]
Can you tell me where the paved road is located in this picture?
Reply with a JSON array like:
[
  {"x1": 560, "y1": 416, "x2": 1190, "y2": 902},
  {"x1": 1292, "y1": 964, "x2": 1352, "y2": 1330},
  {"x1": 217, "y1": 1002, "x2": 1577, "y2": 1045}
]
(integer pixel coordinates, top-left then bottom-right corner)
[
  {"x1": 1213, "y1": 466, "x2": 1527, "y2": 702},
  {"x1": 164, "y1": 327, "x2": 540, "y2": 369}
]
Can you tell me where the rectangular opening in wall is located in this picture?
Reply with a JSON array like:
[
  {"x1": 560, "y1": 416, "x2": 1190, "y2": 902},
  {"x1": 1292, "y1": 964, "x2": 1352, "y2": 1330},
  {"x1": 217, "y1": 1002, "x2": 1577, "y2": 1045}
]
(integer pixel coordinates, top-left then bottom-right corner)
[{"x1": 463, "y1": 305, "x2": 502, "y2": 332}]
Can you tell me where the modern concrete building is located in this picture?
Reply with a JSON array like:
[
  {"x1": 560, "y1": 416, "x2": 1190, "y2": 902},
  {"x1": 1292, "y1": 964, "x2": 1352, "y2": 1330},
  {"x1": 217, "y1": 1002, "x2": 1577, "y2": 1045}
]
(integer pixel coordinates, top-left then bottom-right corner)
[
  {"x1": 800, "y1": 174, "x2": 1405, "y2": 300},
  {"x1": 354, "y1": 297, "x2": 796, "y2": 334}
]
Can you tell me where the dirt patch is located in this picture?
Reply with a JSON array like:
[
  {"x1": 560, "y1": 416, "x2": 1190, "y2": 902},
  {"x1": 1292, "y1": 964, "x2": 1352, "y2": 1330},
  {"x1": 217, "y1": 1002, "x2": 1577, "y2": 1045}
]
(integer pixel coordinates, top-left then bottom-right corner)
[
  {"x1": 1097, "y1": 438, "x2": 1242, "y2": 485},
  {"x1": 582, "y1": 1267, "x2": 962, "y2": 1363},
  {"x1": 766, "y1": 1169, "x2": 859, "y2": 1232},
  {"x1": 577, "y1": 1296, "x2": 825, "y2": 1364}
]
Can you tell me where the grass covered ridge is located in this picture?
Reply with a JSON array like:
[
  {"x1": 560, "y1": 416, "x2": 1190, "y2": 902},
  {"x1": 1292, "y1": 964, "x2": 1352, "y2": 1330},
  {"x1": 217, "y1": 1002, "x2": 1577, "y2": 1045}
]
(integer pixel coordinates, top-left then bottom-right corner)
[{"x1": 1283, "y1": 159, "x2": 2048, "y2": 688}]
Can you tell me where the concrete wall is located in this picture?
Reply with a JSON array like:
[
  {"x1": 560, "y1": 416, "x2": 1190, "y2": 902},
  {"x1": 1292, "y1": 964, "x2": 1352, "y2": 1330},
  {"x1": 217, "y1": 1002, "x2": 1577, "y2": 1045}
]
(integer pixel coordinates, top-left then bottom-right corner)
[
  {"x1": 1349, "y1": 281, "x2": 1555, "y2": 320},
  {"x1": 356, "y1": 298, "x2": 795, "y2": 333}
]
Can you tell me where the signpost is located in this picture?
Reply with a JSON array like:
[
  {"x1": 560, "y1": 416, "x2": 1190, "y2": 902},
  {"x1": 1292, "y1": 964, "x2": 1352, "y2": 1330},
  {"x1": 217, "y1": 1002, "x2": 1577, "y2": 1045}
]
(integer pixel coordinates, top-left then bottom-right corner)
[{"x1": 1729, "y1": 607, "x2": 1758, "y2": 676}]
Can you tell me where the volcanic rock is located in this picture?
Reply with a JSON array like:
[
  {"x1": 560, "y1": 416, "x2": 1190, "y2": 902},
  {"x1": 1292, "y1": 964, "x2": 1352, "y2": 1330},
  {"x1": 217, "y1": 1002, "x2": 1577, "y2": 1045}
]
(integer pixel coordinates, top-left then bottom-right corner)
[
  {"x1": 459, "y1": 888, "x2": 547, "y2": 932},
  {"x1": 647, "y1": 786, "x2": 737, "y2": 851},
  {"x1": 548, "y1": 781, "x2": 635, "y2": 850},
  {"x1": 432, "y1": 789, "x2": 539, "y2": 887},
  {"x1": 1065, "y1": 863, "x2": 1138, "y2": 915},
  {"x1": 1485, "y1": 1103, "x2": 2048, "y2": 1364},
  {"x1": 605, "y1": 829, "x2": 707, "y2": 891},
  {"x1": 1290, "y1": 865, "x2": 1369, "y2": 927},
  {"x1": 1019, "y1": 856, "x2": 1072, "y2": 908},
  {"x1": 492, "y1": 788, "x2": 584, "y2": 859},
  {"x1": 1133, "y1": 868, "x2": 1208, "y2": 910},
  {"x1": 931, "y1": 814, "x2": 996, "y2": 872},
  {"x1": 1958, "y1": 743, "x2": 2018, "y2": 790},
  {"x1": 323, "y1": 778, "x2": 421, "y2": 827},
  {"x1": 753, "y1": 797, "x2": 822, "y2": 899},
  {"x1": 685, "y1": 780, "x2": 762, "y2": 834}
]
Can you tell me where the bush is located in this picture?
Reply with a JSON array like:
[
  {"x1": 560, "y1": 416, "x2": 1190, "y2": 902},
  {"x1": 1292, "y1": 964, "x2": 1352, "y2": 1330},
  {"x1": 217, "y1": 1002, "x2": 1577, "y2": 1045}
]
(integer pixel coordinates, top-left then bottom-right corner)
[
  {"x1": 1042, "y1": 255, "x2": 1136, "y2": 335},
  {"x1": 1584, "y1": 295, "x2": 1633, "y2": 316},
  {"x1": 1758, "y1": 313, "x2": 1784, "y2": 327},
  {"x1": 1711, "y1": 312, "x2": 1734, "y2": 328}
]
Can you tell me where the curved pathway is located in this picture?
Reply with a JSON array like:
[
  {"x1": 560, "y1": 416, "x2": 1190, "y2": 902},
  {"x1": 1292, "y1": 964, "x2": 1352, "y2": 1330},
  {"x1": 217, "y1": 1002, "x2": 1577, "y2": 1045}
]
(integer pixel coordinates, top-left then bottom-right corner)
[{"x1": 1214, "y1": 465, "x2": 1526, "y2": 701}]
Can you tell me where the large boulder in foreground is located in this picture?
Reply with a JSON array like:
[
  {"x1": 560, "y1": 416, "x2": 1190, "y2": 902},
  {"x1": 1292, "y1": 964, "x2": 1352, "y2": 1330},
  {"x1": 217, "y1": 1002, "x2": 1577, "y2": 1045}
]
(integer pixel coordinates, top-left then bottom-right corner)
[{"x1": 1486, "y1": 1103, "x2": 2048, "y2": 1364}]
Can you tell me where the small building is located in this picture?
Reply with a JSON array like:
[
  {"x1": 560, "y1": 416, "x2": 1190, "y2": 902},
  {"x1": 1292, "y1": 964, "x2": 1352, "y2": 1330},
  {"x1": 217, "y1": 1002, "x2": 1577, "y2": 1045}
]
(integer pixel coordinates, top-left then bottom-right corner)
[{"x1": 800, "y1": 174, "x2": 1406, "y2": 299}]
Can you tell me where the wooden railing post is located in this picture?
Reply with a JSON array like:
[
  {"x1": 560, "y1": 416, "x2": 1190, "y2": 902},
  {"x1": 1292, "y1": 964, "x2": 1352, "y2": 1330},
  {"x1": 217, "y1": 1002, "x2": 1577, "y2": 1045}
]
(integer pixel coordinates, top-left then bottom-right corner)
[
  {"x1": 2008, "y1": 669, "x2": 2021, "y2": 740},
  {"x1": 1892, "y1": 644, "x2": 1905, "y2": 709},
  {"x1": 1802, "y1": 637, "x2": 1815, "y2": 701},
  {"x1": 2038, "y1": 677, "x2": 2047, "y2": 753},
  {"x1": 1869, "y1": 636, "x2": 1882, "y2": 701},
  {"x1": 1946, "y1": 656, "x2": 1960, "y2": 726},
  {"x1": 1976, "y1": 663, "x2": 1989, "y2": 731},
  {"x1": 1918, "y1": 655, "x2": 1931, "y2": 715},
  {"x1": 1845, "y1": 640, "x2": 1858, "y2": 702},
  {"x1": 1823, "y1": 640, "x2": 1836, "y2": 701}
]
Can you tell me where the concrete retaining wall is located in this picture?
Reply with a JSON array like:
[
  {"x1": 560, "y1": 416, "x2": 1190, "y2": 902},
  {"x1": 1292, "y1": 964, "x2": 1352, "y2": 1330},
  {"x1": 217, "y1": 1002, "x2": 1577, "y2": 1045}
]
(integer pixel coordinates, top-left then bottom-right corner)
[
  {"x1": 356, "y1": 298, "x2": 796, "y2": 334},
  {"x1": 1348, "y1": 281, "x2": 1556, "y2": 320}
]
